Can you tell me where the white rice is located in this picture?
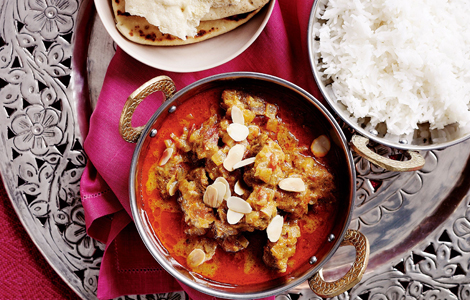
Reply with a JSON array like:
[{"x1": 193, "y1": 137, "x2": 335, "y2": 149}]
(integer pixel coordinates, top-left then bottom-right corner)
[{"x1": 312, "y1": 0, "x2": 470, "y2": 136}]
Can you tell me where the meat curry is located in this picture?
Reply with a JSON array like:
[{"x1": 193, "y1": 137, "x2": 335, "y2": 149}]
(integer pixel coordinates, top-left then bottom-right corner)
[{"x1": 140, "y1": 87, "x2": 340, "y2": 285}]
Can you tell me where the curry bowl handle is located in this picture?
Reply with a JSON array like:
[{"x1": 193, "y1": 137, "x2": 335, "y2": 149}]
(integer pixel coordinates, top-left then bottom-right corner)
[
  {"x1": 119, "y1": 76, "x2": 176, "y2": 143},
  {"x1": 309, "y1": 229, "x2": 369, "y2": 298},
  {"x1": 350, "y1": 135, "x2": 426, "y2": 172}
]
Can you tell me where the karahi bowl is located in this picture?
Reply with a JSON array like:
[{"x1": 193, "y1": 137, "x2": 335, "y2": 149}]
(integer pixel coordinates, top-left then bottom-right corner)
[
  {"x1": 119, "y1": 72, "x2": 369, "y2": 299},
  {"x1": 94, "y1": 0, "x2": 275, "y2": 72}
]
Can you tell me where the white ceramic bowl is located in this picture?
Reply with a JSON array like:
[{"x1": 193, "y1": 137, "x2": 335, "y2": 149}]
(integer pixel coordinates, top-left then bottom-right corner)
[{"x1": 94, "y1": 0, "x2": 275, "y2": 73}]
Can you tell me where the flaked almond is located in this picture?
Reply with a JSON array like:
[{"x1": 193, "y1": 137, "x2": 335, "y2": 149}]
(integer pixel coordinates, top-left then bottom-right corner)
[
  {"x1": 311, "y1": 135, "x2": 331, "y2": 157},
  {"x1": 159, "y1": 148, "x2": 174, "y2": 166},
  {"x1": 203, "y1": 185, "x2": 221, "y2": 208},
  {"x1": 223, "y1": 144, "x2": 245, "y2": 172},
  {"x1": 234, "y1": 180, "x2": 245, "y2": 196},
  {"x1": 167, "y1": 180, "x2": 178, "y2": 196},
  {"x1": 214, "y1": 177, "x2": 231, "y2": 200},
  {"x1": 266, "y1": 215, "x2": 284, "y2": 242},
  {"x1": 227, "y1": 196, "x2": 252, "y2": 214},
  {"x1": 227, "y1": 209, "x2": 244, "y2": 225},
  {"x1": 279, "y1": 178, "x2": 306, "y2": 192},
  {"x1": 227, "y1": 123, "x2": 249, "y2": 142},
  {"x1": 187, "y1": 248, "x2": 205, "y2": 268},
  {"x1": 232, "y1": 157, "x2": 256, "y2": 170},
  {"x1": 212, "y1": 182, "x2": 226, "y2": 203},
  {"x1": 231, "y1": 106, "x2": 245, "y2": 125}
]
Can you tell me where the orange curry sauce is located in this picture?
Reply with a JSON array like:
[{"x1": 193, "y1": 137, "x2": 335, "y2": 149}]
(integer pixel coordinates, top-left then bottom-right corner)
[{"x1": 140, "y1": 87, "x2": 340, "y2": 285}]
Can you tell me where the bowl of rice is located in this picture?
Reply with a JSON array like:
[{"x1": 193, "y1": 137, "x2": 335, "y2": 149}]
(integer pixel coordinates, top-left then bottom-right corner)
[{"x1": 308, "y1": 0, "x2": 470, "y2": 151}]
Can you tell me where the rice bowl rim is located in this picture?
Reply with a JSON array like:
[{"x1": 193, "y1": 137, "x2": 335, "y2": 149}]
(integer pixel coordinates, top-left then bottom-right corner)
[{"x1": 307, "y1": 0, "x2": 470, "y2": 151}]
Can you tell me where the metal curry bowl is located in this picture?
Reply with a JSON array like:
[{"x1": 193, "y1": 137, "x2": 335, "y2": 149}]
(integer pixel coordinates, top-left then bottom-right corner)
[
  {"x1": 120, "y1": 72, "x2": 368, "y2": 299},
  {"x1": 308, "y1": 0, "x2": 470, "y2": 164}
]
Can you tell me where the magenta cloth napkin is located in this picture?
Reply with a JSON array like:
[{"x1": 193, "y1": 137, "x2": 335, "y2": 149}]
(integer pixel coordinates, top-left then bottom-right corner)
[{"x1": 80, "y1": 0, "x2": 324, "y2": 298}]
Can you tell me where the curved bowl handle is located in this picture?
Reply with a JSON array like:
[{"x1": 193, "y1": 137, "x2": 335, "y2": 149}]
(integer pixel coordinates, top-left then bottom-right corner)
[
  {"x1": 350, "y1": 135, "x2": 426, "y2": 172},
  {"x1": 309, "y1": 229, "x2": 369, "y2": 298},
  {"x1": 119, "y1": 76, "x2": 176, "y2": 143}
]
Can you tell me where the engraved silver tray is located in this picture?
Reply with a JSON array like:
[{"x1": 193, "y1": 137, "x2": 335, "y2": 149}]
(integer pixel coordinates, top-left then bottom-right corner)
[{"x1": 1, "y1": 0, "x2": 469, "y2": 299}]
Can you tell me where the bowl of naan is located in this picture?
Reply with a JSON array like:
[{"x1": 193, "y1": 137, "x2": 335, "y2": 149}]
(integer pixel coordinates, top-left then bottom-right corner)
[{"x1": 95, "y1": 0, "x2": 275, "y2": 72}]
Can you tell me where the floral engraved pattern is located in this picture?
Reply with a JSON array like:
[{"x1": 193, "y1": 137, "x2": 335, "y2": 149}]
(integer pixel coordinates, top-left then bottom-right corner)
[
  {"x1": 24, "y1": 0, "x2": 78, "y2": 40},
  {"x1": 0, "y1": 0, "x2": 106, "y2": 297},
  {"x1": 64, "y1": 206, "x2": 95, "y2": 258},
  {"x1": 453, "y1": 206, "x2": 470, "y2": 252},
  {"x1": 1, "y1": 0, "x2": 470, "y2": 298},
  {"x1": 350, "y1": 147, "x2": 436, "y2": 230},
  {"x1": 11, "y1": 105, "x2": 63, "y2": 155}
]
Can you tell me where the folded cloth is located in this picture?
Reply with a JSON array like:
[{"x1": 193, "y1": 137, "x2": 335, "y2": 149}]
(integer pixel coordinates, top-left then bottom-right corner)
[{"x1": 80, "y1": 0, "x2": 322, "y2": 298}]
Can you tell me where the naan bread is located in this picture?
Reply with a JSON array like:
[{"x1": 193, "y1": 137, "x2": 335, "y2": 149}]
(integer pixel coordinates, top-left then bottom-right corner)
[
  {"x1": 202, "y1": 0, "x2": 270, "y2": 20},
  {"x1": 112, "y1": 0, "x2": 268, "y2": 46}
]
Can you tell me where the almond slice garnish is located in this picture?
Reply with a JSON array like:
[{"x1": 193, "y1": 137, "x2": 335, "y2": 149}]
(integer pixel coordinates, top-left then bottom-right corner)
[
  {"x1": 227, "y1": 209, "x2": 244, "y2": 225},
  {"x1": 214, "y1": 177, "x2": 231, "y2": 200},
  {"x1": 167, "y1": 180, "x2": 178, "y2": 196},
  {"x1": 278, "y1": 178, "x2": 306, "y2": 192},
  {"x1": 311, "y1": 135, "x2": 331, "y2": 157},
  {"x1": 223, "y1": 144, "x2": 245, "y2": 172},
  {"x1": 187, "y1": 248, "x2": 206, "y2": 268},
  {"x1": 266, "y1": 215, "x2": 284, "y2": 242},
  {"x1": 227, "y1": 123, "x2": 249, "y2": 142},
  {"x1": 159, "y1": 148, "x2": 174, "y2": 166},
  {"x1": 231, "y1": 106, "x2": 245, "y2": 125},
  {"x1": 227, "y1": 196, "x2": 252, "y2": 214},
  {"x1": 232, "y1": 157, "x2": 256, "y2": 170},
  {"x1": 234, "y1": 180, "x2": 245, "y2": 196},
  {"x1": 212, "y1": 182, "x2": 226, "y2": 203},
  {"x1": 203, "y1": 185, "x2": 221, "y2": 208}
]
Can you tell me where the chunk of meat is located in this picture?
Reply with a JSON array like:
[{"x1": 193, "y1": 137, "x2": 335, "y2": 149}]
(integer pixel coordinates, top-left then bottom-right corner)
[
  {"x1": 221, "y1": 90, "x2": 257, "y2": 123},
  {"x1": 187, "y1": 167, "x2": 209, "y2": 191},
  {"x1": 244, "y1": 134, "x2": 271, "y2": 188},
  {"x1": 274, "y1": 187, "x2": 310, "y2": 218},
  {"x1": 263, "y1": 220, "x2": 301, "y2": 272},
  {"x1": 219, "y1": 234, "x2": 249, "y2": 253},
  {"x1": 185, "y1": 237, "x2": 218, "y2": 268},
  {"x1": 254, "y1": 139, "x2": 286, "y2": 186},
  {"x1": 211, "y1": 219, "x2": 239, "y2": 239},
  {"x1": 277, "y1": 125, "x2": 300, "y2": 153},
  {"x1": 205, "y1": 156, "x2": 239, "y2": 184},
  {"x1": 211, "y1": 210, "x2": 249, "y2": 253},
  {"x1": 244, "y1": 186, "x2": 277, "y2": 230},
  {"x1": 188, "y1": 115, "x2": 220, "y2": 160},
  {"x1": 153, "y1": 147, "x2": 185, "y2": 200},
  {"x1": 178, "y1": 179, "x2": 216, "y2": 229},
  {"x1": 184, "y1": 226, "x2": 208, "y2": 236},
  {"x1": 246, "y1": 132, "x2": 269, "y2": 156},
  {"x1": 171, "y1": 128, "x2": 192, "y2": 152},
  {"x1": 276, "y1": 154, "x2": 334, "y2": 217},
  {"x1": 295, "y1": 154, "x2": 335, "y2": 205},
  {"x1": 242, "y1": 167, "x2": 259, "y2": 188}
]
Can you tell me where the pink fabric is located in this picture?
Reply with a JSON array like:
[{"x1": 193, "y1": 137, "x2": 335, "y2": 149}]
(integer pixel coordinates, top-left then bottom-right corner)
[{"x1": 80, "y1": 0, "x2": 323, "y2": 298}]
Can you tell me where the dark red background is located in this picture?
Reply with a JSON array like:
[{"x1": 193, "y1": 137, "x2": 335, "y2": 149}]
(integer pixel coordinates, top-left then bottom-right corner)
[{"x1": 0, "y1": 180, "x2": 81, "y2": 299}]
